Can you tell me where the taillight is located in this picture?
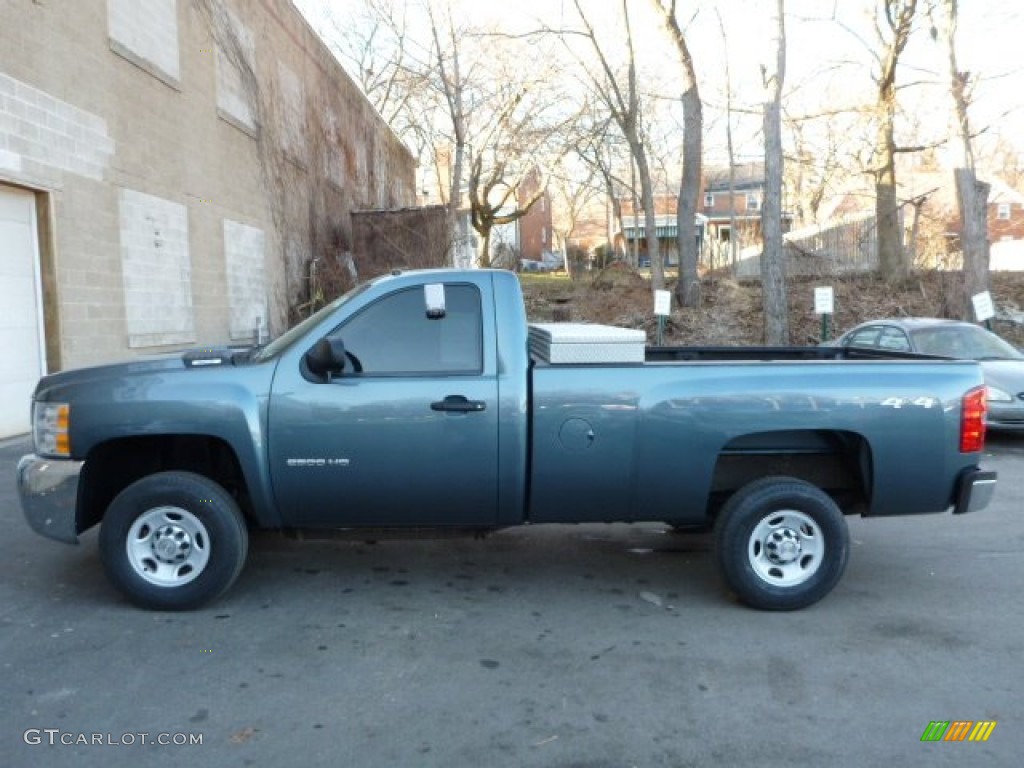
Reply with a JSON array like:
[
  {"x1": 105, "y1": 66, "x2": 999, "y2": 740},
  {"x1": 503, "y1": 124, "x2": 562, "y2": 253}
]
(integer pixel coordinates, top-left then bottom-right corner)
[{"x1": 960, "y1": 386, "x2": 987, "y2": 453}]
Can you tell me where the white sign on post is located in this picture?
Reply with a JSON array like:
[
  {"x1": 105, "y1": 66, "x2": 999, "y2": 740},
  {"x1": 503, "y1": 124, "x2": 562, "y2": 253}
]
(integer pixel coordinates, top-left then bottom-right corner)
[
  {"x1": 814, "y1": 286, "x2": 834, "y2": 315},
  {"x1": 972, "y1": 291, "x2": 995, "y2": 323},
  {"x1": 654, "y1": 289, "x2": 671, "y2": 317}
]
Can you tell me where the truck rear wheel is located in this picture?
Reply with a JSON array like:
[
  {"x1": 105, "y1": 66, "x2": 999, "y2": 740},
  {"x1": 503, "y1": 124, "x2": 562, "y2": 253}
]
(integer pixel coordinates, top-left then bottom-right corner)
[
  {"x1": 99, "y1": 471, "x2": 248, "y2": 610},
  {"x1": 715, "y1": 476, "x2": 849, "y2": 611}
]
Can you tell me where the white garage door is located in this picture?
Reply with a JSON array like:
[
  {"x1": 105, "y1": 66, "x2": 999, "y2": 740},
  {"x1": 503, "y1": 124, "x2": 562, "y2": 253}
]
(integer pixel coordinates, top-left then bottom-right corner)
[{"x1": 0, "y1": 185, "x2": 45, "y2": 438}]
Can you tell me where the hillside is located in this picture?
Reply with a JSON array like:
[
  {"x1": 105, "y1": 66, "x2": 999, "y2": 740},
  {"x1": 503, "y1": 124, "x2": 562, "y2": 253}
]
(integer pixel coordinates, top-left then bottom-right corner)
[{"x1": 519, "y1": 269, "x2": 1024, "y2": 348}]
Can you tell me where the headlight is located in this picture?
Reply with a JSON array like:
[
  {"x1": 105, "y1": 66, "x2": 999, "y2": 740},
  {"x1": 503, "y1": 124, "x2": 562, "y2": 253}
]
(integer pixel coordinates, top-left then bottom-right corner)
[
  {"x1": 33, "y1": 402, "x2": 71, "y2": 458},
  {"x1": 985, "y1": 386, "x2": 1013, "y2": 403}
]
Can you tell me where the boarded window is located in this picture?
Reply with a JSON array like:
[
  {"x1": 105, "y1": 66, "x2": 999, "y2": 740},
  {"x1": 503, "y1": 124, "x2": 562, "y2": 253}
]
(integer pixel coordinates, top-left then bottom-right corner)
[
  {"x1": 223, "y1": 220, "x2": 266, "y2": 339},
  {"x1": 107, "y1": 0, "x2": 181, "y2": 85},
  {"x1": 215, "y1": 11, "x2": 256, "y2": 133},
  {"x1": 118, "y1": 189, "x2": 194, "y2": 348}
]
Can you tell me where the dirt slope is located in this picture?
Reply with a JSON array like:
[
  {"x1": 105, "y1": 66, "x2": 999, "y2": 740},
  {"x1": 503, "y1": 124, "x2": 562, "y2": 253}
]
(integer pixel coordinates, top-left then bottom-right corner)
[{"x1": 520, "y1": 269, "x2": 1024, "y2": 347}]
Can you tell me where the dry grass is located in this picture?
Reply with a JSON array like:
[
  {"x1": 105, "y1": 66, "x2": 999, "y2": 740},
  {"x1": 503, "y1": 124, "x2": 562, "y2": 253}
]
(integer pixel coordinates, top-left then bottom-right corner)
[{"x1": 520, "y1": 269, "x2": 1024, "y2": 347}]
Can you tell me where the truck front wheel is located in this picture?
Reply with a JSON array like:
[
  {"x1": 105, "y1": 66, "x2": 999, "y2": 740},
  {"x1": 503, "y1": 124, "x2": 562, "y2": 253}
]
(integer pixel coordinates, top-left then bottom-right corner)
[
  {"x1": 99, "y1": 471, "x2": 248, "y2": 610},
  {"x1": 715, "y1": 477, "x2": 849, "y2": 611}
]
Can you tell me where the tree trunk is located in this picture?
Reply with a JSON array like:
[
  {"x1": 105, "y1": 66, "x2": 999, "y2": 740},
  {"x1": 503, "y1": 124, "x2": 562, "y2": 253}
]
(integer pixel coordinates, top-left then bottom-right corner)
[
  {"x1": 943, "y1": 2, "x2": 990, "y2": 321},
  {"x1": 634, "y1": 145, "x2": 664, "y2": 291},
  {"x1": 762, "y1": 103, "x2": 788, "y2": 343},
  {"x1": 907, "y1": 198, "x2": 924, "y2": 266},
  {"x1": 761, "y1": 0, "x2": 788, "y2": 344},
  {"x1": 714, "y1": 9, "x2": 738, "y2": 275},
  {"x1": 630, "y1": 160, "x2": 640, "y2": 268},
  {"x1": 477, "y1": 222, "x2": 492, "y2": 268},
  {"x1": 676, "y1": 84, "x2": 702, "y2": 308},
  {"x1": 447, "y1": 139, "x2": 464, "y2": 266},
  {"x1": 725, "y1": 120, "x2": 738, "y2": 274},
  {"x1": 956, "y1": 168, "x2": 990, "y2": 320},
  {"x1": 608, "y1": 182, "x2": 625, "y2": 260},
  {"x1": 653, "y1": 1, "x2": 702, "y2": 308},
  {"x1": 873, "y1": 0, "x2": 917, "y2": 281},
  {"x1": 875, "y1": 115, "x2": 905, "y2": 281}
]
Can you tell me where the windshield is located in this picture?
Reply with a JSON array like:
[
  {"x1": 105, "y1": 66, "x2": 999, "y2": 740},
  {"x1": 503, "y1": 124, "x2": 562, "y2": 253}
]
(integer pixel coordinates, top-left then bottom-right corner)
[
  {"x1": 253, "y1": 281, "x2": 373, "y2": 362},
  {"x1": 910, "y1": 325, "x2": 1024, "y2": 360}
]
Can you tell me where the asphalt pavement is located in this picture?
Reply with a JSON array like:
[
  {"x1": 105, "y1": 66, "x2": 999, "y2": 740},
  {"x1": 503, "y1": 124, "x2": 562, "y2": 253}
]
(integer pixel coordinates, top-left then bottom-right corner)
[{"x1": 1, "y1": 433, "x2": 1022, "y2": 767}]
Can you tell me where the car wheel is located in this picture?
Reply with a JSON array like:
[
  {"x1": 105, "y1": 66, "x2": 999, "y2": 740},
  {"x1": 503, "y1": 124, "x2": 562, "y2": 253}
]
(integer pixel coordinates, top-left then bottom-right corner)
[
  {"x1": 714, "y1": 476, "x2": 849, "y2": 611},
  {"x1": 99, "y1": 471, "x2": 248, "y2": 610}
]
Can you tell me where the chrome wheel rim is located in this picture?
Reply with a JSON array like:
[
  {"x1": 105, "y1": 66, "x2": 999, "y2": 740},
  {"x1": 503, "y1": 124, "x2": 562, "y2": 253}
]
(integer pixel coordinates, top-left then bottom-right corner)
[
  {"x1": 748, "y1": 509, "x2": 823, "y2": 587},
  {"x1": 126, "y1": 506, "x2": 210, "y2": 587}
]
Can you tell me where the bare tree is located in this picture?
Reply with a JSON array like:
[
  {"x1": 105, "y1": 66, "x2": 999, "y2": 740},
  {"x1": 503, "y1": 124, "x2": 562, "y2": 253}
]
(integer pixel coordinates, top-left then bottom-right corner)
[
  {"x1": 427, "y1": 2, "x2": 470, "y2": 265},
  {"x1": 574, "y1": 125, "x2": 632, "y2": 263},
  {"x1": 939, "y1": 0, "x2": 990, "y2": 319},
  {"x1": 549, "y1": 157, "x2": 602, "y2": 278},
  {"x1": 715, "y1": 8, "x2": 739, "y2": 274},
  {"x1": 871, "y1": 0, "x2": 919, "y2": 281},
  {"x1": 784, "y1": 112, "x2": 850, "y2": 227},
  {"x1": 652, "y1": 0, "x2": 702, "y2": 308},
  {"x1": 447, "y1": 26, "x2": 574, "y2": 267},
  {"x1": 468, "y1": 155, "x2": 550, "y2": 268},
  {"x1": 323, "y1": 0, "x2": 423, "y2": 127},
  {"x1": 762, "y1": 0, "x2": 789, "y2": 344},
  {"x1": 979, "y1": 136, "x2": 1023, "y2": 190},
  {"x1": 568, "y1": 0, "x2": 665, "y2": 290}
]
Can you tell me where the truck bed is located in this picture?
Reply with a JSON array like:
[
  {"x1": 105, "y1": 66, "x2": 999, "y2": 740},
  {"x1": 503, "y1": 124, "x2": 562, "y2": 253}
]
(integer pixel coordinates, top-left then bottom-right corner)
[
  {"x1": 527, "y1": 350, "x2": 980, "y2": 527},
  {"x1": 645, "y1": 345, "x2": 938, "y2": 362}
]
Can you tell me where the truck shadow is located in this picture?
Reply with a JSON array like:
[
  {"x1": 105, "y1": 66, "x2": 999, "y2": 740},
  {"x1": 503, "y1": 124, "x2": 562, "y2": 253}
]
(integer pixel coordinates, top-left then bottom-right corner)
[{"x1": 236, "y1": 524, "x2": 723, "y2": 614}]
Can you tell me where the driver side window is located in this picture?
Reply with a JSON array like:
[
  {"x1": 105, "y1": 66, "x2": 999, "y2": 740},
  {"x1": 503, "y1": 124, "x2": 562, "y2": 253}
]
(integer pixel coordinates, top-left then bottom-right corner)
[{"x1": 338, "y1": 285, "x2": 483, "y2": 375}]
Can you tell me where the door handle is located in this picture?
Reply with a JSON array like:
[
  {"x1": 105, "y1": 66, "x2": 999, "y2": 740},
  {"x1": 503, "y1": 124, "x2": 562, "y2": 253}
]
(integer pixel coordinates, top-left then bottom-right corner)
[{"x1": 431, "y1": 395, "x2": 487, "y2": 413}]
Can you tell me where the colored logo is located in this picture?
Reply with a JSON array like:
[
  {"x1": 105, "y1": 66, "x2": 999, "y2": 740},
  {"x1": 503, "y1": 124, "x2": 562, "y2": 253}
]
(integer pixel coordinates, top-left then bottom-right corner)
[{"x1": 920, "y1": 721, "x2": 996, "y2": 742}]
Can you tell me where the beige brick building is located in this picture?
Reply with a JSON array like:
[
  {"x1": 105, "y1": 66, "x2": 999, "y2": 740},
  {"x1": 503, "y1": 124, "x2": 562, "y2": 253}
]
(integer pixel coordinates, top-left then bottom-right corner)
[{"x1": 0, "y1": 0, "x2": 415, "y2": 437}]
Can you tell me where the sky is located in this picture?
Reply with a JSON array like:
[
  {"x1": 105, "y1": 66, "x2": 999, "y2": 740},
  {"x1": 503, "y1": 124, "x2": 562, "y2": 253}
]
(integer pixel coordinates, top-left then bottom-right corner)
[{"x1": 292, "y1": 0, "x2": 1024, "y2": 171}]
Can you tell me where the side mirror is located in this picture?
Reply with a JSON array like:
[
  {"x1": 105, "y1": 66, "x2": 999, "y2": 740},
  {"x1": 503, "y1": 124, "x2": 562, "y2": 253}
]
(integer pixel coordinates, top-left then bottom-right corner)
[{"x1": 305, "y1": 336, "x2": 347, "y2": 377}]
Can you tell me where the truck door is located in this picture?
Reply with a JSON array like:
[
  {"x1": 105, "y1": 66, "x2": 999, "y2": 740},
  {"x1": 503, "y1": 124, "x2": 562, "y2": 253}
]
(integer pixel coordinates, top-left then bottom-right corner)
[{"x1": 268, "y1": 282, "x2": 498, "y2": 527}]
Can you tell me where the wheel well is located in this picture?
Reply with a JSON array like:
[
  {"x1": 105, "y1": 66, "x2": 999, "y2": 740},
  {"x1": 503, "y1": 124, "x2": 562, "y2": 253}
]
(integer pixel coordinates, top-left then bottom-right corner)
[
  {"x1": 709, "y1": 430, "x2": 872, "y2": 517},
  {"x1": 78, "y1": 435, "x2": 252, "y2": 534}
]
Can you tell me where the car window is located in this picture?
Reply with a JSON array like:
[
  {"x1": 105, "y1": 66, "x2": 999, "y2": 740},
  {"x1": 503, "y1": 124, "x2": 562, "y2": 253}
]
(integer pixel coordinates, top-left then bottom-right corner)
[
  {"x1": 911, "y1": 325, "x2": 1024, "y2": 360},
  {"x1": 337, "y1": 284, "x2": 483, "y2": 375},
  {"x1": 847, "y1": 327, "x2": 882, "y2": 348},
  {"x1": 877, "y1": 327, "x2": 911, "y2": 351}
]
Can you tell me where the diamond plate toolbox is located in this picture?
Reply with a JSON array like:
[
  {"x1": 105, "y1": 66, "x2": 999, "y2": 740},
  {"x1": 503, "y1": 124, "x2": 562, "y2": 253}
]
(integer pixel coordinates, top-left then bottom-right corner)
[{"x1": 528, "y1": 323, "x2": 646, "y2": 364}]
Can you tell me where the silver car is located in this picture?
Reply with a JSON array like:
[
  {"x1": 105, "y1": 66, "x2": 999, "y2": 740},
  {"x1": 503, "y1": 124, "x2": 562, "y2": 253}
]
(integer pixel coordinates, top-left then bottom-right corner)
[{"x1": 830, "y1": 318, "x2": 1024, "y2": 431}]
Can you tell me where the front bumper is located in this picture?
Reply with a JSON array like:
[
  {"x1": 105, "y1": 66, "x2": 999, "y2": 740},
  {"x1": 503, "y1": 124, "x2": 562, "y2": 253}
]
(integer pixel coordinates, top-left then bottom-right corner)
[
  {"x1": 17, "y1": 454, "x2": 84, "y2": 544},
  {"x1": 952, "y1": 468, "x2": 997, "y2": 515}
]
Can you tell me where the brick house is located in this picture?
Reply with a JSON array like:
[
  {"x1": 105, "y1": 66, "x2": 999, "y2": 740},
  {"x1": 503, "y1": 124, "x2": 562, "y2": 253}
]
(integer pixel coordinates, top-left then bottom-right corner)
[
  {"x1": 986, "y1": 177, "x2": 1024, "y2": 242},
  {"x1": 616, "y1": 193, "x2": 705, "y2": 266},
  {"x1": 516, "y1": 168, "x2": 553, "y2": 263},
  {"x1": 900, "y1": 171, "x2": 1024, "y2": 244},
  {"x1": 701, "y1": 161, "x2": 794, "y2": 247},
  {"x1": 0, "y1": 0, "x2": 415, "y2": 437}
]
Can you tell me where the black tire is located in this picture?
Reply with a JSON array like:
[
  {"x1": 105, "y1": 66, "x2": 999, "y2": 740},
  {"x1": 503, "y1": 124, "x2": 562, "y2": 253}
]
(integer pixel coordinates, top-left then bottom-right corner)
[
  {"x1": 714, "y1": 476, "x2": 849, "y2": 611},
  {"x1": 99, "y1": 471, "x2": 248, "y2": 610}
]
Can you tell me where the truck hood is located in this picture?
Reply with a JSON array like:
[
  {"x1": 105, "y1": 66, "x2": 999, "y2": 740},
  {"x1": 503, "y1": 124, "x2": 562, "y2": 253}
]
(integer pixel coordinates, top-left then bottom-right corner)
[{"x1": 34, "y1": 347, "x2": 255, "y2": 401}]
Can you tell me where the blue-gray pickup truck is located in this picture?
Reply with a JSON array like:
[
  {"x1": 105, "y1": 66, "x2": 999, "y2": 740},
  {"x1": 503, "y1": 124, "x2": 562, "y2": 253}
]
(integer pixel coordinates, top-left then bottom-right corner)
[{"x1": 18, "y1": 269, "x2": 997, "y2": 611}]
